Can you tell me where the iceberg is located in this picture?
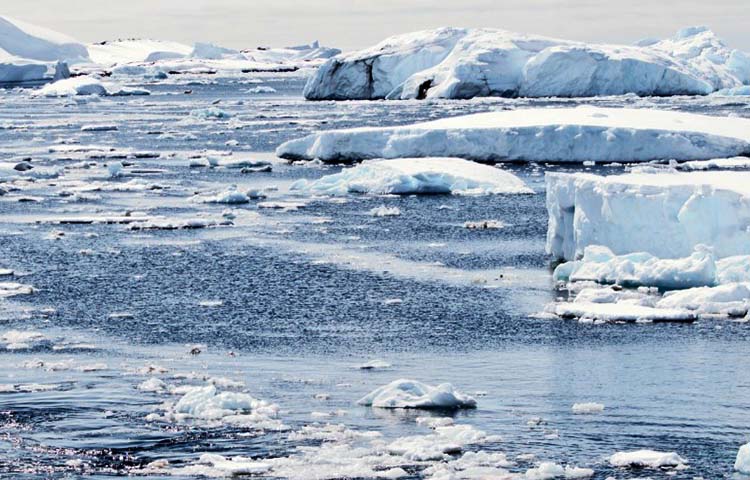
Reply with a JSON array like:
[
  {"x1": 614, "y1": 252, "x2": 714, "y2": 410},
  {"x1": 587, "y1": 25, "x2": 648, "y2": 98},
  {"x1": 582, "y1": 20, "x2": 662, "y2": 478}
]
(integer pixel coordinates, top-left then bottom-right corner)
[
  {"x1": 290, "y1": 158, "x2": 532, "y2": 195},
  {"x1": 546, "y1": 170, "x2": 750, "y2": 261},
  {"x1": 88, "y1": 39, "x2": 192, "y2": 65},
  {"x1": 304, "y1": 26, "x2": 750, "y2": 100},
  {"x1": 357, "y1": 379, "x2": 477, "y2": 409},
  {"x1": 34, "y1": 75, "x2": 150, "y2": 97},
  {"x1": 608, "y1": 450, "x2": 687, "y2": 469},
  {"x1": 276, "y1": 107, "x2": 750, "y2": 163},
  {"x1": 736, "y1": 443, "x2": 750, "y2": 474},
  {"x1": 0, "y1": 16, "x2": 88, "y2": 84}
]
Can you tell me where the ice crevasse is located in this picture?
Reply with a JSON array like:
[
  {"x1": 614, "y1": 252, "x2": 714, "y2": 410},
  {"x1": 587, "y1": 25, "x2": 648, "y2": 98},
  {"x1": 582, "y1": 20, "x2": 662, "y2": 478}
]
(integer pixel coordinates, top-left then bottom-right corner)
[{"x1": 304, "y1": 26, "x2": 750, "y2": 100}]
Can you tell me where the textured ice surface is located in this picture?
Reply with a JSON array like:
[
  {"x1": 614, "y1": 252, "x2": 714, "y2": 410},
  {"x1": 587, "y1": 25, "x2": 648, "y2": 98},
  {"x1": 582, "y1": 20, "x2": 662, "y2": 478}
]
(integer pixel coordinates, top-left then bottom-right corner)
[
  {"x1": 278, "y1": 107, "x2": 750, "y2": 163},
  {"x1": 357, "y1": 379, "x2": 477, "y2": 409}
]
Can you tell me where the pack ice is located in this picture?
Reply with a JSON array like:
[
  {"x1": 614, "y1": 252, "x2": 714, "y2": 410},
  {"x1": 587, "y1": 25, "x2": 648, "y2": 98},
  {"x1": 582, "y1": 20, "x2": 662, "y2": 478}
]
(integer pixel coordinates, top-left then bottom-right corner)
[
  {"x1": 277, "y1": 107, "x2": 750, "y2": 163},
  {"x1": 0, "y1": 15, "x2": 88, "y2": 83},
  {"x1": 304, "y1": 26, "x2": 750, "y2": 100}
]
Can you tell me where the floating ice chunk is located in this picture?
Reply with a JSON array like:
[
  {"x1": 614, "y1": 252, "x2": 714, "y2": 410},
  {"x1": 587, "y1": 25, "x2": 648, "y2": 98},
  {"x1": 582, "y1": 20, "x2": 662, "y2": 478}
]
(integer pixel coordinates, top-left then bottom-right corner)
[
  {"x1": 198, "y1": 300, "x2": 223, "y2": 307},
  {"x1": 197, "y1": 189, "x2": 250, "y2": 204},
  {"x1": 2, "y1": 330, "x2": 46, "y2": 350},
  {"x1": 554, "y1": 245, "x2": 718, "y2": 290},
  {"x1": 292, "y1": 158, "x2": 531, "y2": 195},
  {"x1": 246, "y1": 85, "x2": 277, "y2": 94},
  {"x1": 546, "y1": 170, "x2": 750, "y2": 261},
  {"x1": 278, "y1": 107, "x2": 750, "y2": 163},
  {"x1": 358, "y1": 379, "x2": 477, "y2": 409},
  {"x1": 0, "y1": 282, "x2": 33, "y2": 298},
  {"x1": 190, "y1": 107, "x2": 232, "y2": 120},
  {"x1": 80, "y1": 124, "x2": 118, "y2": 132},
  {"x1": 678, "y1": 156, "x2": 750, "y2": 171},
  {"x1": 735, "y1": 443, "x2": 750, "y2": 474},
  {"x1": 357, "y1": 359, "x2": 392, "y2": 370},
  {"x1": 464, "y1": 220, "x2": 507, "y2": 230},
  {"x1": 155, "y1": 385, "x2": 285, "y2": 430},
  {"x1": 138, "y1": 377, "x2": 167, "y2": 392},
  {"x1": 525, "y1": 462, "x2": 594, "y2": 479},
  {"x1": 388, "y1": 424, "x2": 493, "y2": 461},
  {"x1": 656, "y1": 283, "x2": 750, "y2": 316},
  {"x1": 555, "y1": 301, "x2": 695, "y2": 323},
  {"x1": 107, "y1": 161, "x2": 123, "y2": 178},
  {"x1": 608, "y1": 450, "x2": 687, "y2": 468},
  {"x1": 571, "y1": 402, "x2": 604, "y2": 414},
  {"x1": 370, "y1": 205, "x2": 401, "y2": 217}
]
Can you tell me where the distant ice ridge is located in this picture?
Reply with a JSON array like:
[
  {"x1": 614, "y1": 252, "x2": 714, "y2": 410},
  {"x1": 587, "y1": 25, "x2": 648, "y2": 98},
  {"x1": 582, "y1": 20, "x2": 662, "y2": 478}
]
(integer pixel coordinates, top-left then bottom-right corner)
[
  {"x1": 291, "y1": 158, "x2": 532, "y2": 195},
  {"x1": 0, "y1": 16, "x2": 89, "y2": 83},
  {"x1": 357, "y1": 379, "x2": 477, "y2": 409},
  {"x1": 304, "y1": 26, "x2": 750, "y2": 100},
  {"x1": 276, "y1": 107, "x2": 750, "y2": 163},
  {"x1": 546, "y1": 170, "x2": 750, "y2": 261}
]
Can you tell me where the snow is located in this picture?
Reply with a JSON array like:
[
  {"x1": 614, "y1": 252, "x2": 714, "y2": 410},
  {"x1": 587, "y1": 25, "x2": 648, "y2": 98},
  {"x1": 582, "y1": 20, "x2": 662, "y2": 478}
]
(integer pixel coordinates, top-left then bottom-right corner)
[
  {"x1": 304, "y1": 26, "x2": 750, "y2": 100},
  {"x1": 546, "y1": 169, "x2": 750, "y2": 261},
  {"x1": 735, "y1": 443, "x2": 750, "y2": 474},
  {"x1": 357, "y1": 379, "x2": 477, "y2": 409},
  {"x1": 35, "y1": 76, "x2": 150, "y2": 97},
  {"x1": 608, "y1": 450, "x2": 687, "y2": 468},
  {"x1": 291, "y1": 158, "x2": 532, "y2": 195},
  {"x1": 571, "y1": 402, "x2": 604, "y2": 414},
  {"x1": 277, "y1": 107, "x2": 750, "y2": 163}
]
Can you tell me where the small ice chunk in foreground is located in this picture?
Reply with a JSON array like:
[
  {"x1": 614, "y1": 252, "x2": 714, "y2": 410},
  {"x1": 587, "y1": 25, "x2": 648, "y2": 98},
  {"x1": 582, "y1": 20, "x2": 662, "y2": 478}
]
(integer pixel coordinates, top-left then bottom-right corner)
[
  {"x1": 357, "y1": 379, "x2": 477, "y2": 409},
  {"x1": 608, "y1": 449, "x2": 687, "y2": 468},
  {"x1": 735, "y1": 442, "x2": 750, "y2": 474}
]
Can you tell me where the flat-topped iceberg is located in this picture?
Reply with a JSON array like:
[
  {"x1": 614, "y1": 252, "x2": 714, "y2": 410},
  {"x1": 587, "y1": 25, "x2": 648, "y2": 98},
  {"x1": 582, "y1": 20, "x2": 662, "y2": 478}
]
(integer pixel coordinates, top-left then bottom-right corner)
[
  {"x1": 357, "y1": 379, "x2": 477, "y2": 409},
  {"x1": 547, "y1": 170, "x2": 750, "y2": 261},
  {"x1": 304, "y1": 26, "x2": 750, "y2": 100},
  {"x1": 277, "y1": 107, "x2": 750, "y2": 163},
  {"x1": 88, "y1": 39, "x2": 192, "y2": 65},
  {"x1": 291, "y1": 158, "x2": 532, "y2": 195}
]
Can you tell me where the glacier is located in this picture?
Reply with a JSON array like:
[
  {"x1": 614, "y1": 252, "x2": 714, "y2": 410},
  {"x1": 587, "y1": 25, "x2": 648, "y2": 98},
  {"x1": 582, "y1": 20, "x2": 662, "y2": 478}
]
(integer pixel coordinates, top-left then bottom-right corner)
[
  {"x1": 304, "y1": 26, "x2": 750, "y2": 100},
  {"x1": 277, "y1": 106, "x2": 750, "y2": 163}
]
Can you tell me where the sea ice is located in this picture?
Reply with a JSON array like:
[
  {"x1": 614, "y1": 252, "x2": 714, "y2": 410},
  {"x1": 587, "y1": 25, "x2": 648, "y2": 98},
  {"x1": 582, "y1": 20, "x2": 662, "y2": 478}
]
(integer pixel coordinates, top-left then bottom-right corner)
[
  {"x1": 357, "y1": 379, "x2": 477, "y2": 409},
  {"x1": 554, "y1": 302, "x2": 695, "y2": 323},
  {"x1": 35, "y1": 76, "x2": 150, "y2": 97},
  {"x1": 291, "y1": 158, "x2": 532, "y2": 195},
  {"x1": 277, "y1": 107, "x2": 750, "y2": 163},
  {"x1": 571, "y1": 402, "x2": 605, "y2": 414},
  {"x1": 608, "y1": 450, "x2": 687, "y2": 469},
  {"x1": 735, "y1": 442, "x2": 750, "y2": 474}
]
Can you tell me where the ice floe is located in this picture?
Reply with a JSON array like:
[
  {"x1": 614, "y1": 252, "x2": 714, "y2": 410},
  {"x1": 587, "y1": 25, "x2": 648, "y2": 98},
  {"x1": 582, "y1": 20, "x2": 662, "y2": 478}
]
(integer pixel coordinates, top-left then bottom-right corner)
[
  {"x1": 553, "y1": 302, "x2": 695, "y2": 323},
  {"x1": 608, "y1": 449, "x2": 687, "y2": 469},
  {"x1": 291, "y1": 158, "x2": 532, "y2": 195},
  {"x1": 277, "y1": 107, "x2": 750, "y2": 163},
  {"x1": 571, "y1": 402, "x2": 605, "y2": 414},
  {"x1": 369, "y1": 205, "x2": 402, "y2": 217},
  {"x1": 357, "y1": 379, "x2": 477, "y2": 409},
  {"x1": 736, "y1": 443, "x2": 750, "y2": 474},
  {"x1": 546, "y1": 169, "x2": 750, "y2": 261},
  {"x1": 304, "y1": 26, "x2": 750, "y2": 100}
]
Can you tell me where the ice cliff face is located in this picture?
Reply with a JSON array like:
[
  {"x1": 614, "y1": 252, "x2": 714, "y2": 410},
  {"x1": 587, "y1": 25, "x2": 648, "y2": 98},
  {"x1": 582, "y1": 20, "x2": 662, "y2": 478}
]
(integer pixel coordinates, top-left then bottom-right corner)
[{"x1": 304, "y1": 26, "x2": 750, "y2": 100}]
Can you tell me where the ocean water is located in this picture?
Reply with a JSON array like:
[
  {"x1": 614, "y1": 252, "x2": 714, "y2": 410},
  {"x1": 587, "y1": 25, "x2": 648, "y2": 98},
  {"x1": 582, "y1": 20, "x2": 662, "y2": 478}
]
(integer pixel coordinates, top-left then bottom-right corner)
[{"x1": 1, "y1": 72, "x2": 750, "y2": 479}]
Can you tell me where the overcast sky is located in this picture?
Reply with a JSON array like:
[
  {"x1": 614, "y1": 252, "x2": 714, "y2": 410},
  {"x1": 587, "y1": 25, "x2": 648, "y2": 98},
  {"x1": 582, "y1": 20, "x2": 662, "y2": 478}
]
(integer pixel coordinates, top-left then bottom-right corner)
[{"x1": 6, "y1": 0, "x2": 750, "y2": 51}]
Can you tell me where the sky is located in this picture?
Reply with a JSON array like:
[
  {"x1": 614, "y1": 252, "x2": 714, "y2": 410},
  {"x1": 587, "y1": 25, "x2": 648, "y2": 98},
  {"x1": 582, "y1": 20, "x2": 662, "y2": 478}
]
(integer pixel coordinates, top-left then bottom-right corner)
[{"x1": 5, "y1": 0, "x2": 750, "y2": 51}]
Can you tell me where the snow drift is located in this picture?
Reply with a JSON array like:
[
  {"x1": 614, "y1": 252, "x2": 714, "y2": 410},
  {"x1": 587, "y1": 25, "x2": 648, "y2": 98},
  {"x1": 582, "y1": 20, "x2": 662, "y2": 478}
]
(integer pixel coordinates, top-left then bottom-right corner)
[
  {"x1": 546, "y1": 170, "x2": 750, "y2": 261},
  {"x1": 290, "y1": 157, "x2": 532, "y2": 195},
  {"x1": 304, "y1": 26, "x2": 750, "y2": 100},
  {"x1": 277, "y1": 107, "x2": 750, "y2": 163}
]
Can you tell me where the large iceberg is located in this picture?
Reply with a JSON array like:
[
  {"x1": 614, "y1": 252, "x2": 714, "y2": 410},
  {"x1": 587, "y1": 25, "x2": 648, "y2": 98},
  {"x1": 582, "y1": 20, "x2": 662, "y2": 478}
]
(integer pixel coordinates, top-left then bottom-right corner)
[
  {"x1": 546, "y1": 170, "x2": 750, "y2": 261},
  {"x1": 0, "y1": 16, "x2": 88, "y2": 84},
  {"x1": 88, "y1": 39, "x2": 193, "y2": 65},
  {"x1": 277, "y1": 106, "x2": 750, "y2": 163},
  {"x1": 290, "y1": 157, "x2": 532, "y2": 195},
  {"x1": 304, "y1": 26, "x2": 750, "y2": 100}
]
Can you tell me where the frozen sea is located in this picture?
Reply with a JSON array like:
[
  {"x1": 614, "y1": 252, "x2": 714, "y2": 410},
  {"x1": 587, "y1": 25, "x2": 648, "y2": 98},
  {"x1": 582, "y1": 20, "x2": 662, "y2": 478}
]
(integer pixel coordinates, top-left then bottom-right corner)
[{"x1": 1, "y1": 71, "x2": 750, "y2": 479}]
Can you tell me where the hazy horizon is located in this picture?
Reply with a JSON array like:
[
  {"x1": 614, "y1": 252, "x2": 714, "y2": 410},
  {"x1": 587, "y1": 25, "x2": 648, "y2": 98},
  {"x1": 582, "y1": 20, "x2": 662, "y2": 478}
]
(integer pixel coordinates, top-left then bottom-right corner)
[{"x1": 5, "y1": 0, "x2": 750, "y2": 51}]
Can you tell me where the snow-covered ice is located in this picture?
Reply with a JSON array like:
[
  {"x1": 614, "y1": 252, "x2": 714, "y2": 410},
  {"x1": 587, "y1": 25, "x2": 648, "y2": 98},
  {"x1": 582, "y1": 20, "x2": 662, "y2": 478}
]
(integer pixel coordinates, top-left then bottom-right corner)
[
  {"x1": 277, "y1": 107, "x2": 750, "y2": 163},
  {"x1": 35, "y1": 75, "x2": 150, "y2": 97},
  {"x1": 357, "y1": 379, "x2": 477, "y2": 409},
  {"x1": 736, "y1": 443, "x2": 750, "y2": 474},
  {"x1": 608, "y1": 449, "x2": 687, "y2": 469},
  {"x1": 304, "y1": 26, "x2": 750, "y2": 100},
  {"x1": 546, "y1": 169, "x2": 750, "y2": 261},
  {"x1": 571, "y1": 402, "x2": 604, "y2": 414},
  {"x1": 291, "y1": 158, "x2": 532, "y2": 195},
  {"x1": 554, "y1": 302, "x2": 695, "y2": 323}
]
